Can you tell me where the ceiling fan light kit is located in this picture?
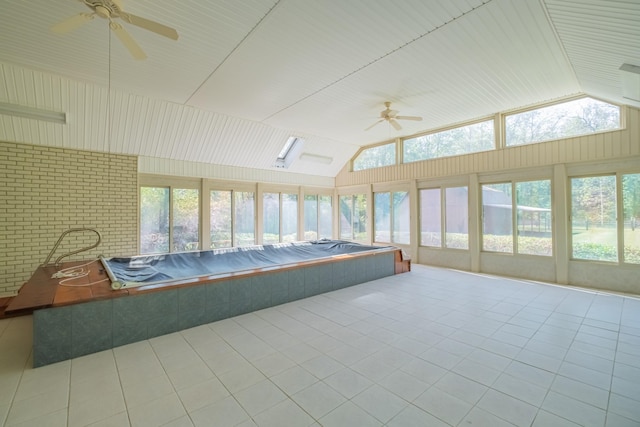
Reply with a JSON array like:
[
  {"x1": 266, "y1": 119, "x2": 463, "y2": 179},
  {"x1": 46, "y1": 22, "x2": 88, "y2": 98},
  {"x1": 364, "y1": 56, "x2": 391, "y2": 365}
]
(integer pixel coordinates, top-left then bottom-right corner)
[
  {"x1": 51, "y1": 0, "x2": 178, "y2": 60},
  {"x1": 365, "y1": 101, "x2": 422, "y2": 131}
]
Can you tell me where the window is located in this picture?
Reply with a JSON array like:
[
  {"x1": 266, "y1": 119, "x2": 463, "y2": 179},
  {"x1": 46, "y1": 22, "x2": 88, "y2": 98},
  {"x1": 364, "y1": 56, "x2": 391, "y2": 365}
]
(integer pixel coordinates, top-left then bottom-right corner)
[
  {"x1": 235, "y1": 191, "x2": 255, "y2": 247},
  {"x1": 263, "y1": 192, "x2": 298, "y2": 244},
  {"x1": 623, "y1": 173, "x2": 640, "y2": 264},
  {"x1": 515, "y1": 180, "x2": 552, "y2": 256},
  {"x1": 140, "y1": 186, "x2": 199, "y2": 254},
  {"x1": 282, "y1": 193, "x2": 298, "y2": 242},
  {"x1": 445, "y1": 187, "x2": 469, "y2": 249},
  {"x1": 482, "y1": 183, "x2": 514, "y2": 253},
  {"x1": 339, "y1": 194, "x2": 367, "y2": 241},
  {"x1": 353, "y1": 142, "x2": 396, "y2": 171},
  {"x1": 173, "y1": 189, "x2": 200, "y2": 252},
  {"x1": 505, "y1": 97, "x2": 620, "y2": 147},
  {"x1": 319, "y1": 196, "x2": 333, "y2": 239},
  {"x1": 420, "y1": 189, "x2": 441, "y2": 247},
  {"x1": 482, "y1": 180, "x2": 552, "y2": 255},
  {"x1": 374, "y1": 192, "x2": 390, "y2": 242},
  {"x1": 263, "y1": 192, "x2": 280, "y2": 244},
  {"x1": 404, "y1": 119, "x2": 494, "y2": 163},
  {"x1": 210, "y1": 189, "x2": 257, "y2": 248},
  {"x1": 571, "y1": 176, "x2": 617, "y2": 262},
  {"x1": 420, "y1": 186, "x2": 469, "y2": 249},
  {"x1": 210, "y1": 190, "x2": 232, "y2": 248},
  {"x1": 304, "y1": 194, "x2": 332, "y2": 240},
  {"x1": 140, "y1": 187, "x2": 169, "y2": 254}
]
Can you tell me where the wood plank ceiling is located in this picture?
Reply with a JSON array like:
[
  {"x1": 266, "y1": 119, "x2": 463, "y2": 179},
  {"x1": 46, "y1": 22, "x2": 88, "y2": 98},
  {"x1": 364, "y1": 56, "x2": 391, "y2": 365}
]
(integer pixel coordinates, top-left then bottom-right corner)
[{"x1": 0, "y1": 0, "x2": 638, "y2": 178}]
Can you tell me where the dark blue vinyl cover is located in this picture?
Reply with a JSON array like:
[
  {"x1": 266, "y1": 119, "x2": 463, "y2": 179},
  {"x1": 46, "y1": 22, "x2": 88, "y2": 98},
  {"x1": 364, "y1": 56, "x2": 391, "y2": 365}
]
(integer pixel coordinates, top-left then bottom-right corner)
[{"x1": 105, "y1": 240, "x2": 390, "y2": 285}]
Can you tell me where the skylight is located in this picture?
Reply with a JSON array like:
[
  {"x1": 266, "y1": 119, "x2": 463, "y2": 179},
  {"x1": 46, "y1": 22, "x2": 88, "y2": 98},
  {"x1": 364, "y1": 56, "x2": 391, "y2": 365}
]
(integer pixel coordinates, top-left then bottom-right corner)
[{"x1": 274, "y1": 137, "x2": 304, "y2": 168}]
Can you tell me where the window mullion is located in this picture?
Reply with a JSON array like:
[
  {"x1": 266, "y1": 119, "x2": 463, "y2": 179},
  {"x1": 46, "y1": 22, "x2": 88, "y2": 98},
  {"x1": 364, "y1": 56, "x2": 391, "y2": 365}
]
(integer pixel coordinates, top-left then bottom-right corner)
[
  {"x1": 441, "y1": 188, "x2": 446, "y2": 248},
  {"x1": 512, "y1": 182, "x2": 517, "y2": 254}
]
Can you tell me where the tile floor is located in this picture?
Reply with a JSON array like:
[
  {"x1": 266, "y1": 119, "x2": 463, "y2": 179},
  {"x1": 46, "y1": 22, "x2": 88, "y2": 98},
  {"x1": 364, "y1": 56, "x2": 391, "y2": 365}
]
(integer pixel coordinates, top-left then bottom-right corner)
[{"x1": 1, "y1": 264, "x2": 639, "y2": 426}]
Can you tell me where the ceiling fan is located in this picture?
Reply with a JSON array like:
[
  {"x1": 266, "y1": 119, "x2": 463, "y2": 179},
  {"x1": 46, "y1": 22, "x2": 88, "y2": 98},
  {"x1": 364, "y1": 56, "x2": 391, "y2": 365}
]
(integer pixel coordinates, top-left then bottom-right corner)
[
  {"x1": 51, "y1": 0, "x2": 179, "y2": 60},
  {"x1": 365, "y1": 101, "x2": 423, "y2": 131}
]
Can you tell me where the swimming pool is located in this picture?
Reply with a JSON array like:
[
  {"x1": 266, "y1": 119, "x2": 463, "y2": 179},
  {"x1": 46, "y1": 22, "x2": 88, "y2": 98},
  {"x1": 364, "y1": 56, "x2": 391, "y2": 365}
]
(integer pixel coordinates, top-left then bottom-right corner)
[
  {"x1": 102, "y1": 240, "x2": 396, "y2": 290},
  {"x1": 16, "y1": 240, "x2": 409, "y2": 367}
]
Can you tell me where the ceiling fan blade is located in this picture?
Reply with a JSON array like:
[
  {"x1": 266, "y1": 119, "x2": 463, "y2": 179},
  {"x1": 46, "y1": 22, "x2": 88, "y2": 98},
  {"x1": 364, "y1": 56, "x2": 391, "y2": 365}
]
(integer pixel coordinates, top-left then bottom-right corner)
[
  {"x1": 389, "y1": 119, "x2": 402, "y2": 131},
  {"x1": 110, "y1": 21, "x2": 147, "y2": 60},
  {"x1": 51, "y1": 13, "x2": 94, "y2": 34},
  {"x1": 120, "y1": 12, "x2": 179, "y2": 40},
  {"x1": 395, "y1": 115, "x2": 423, "y2": 121},
  {"x1": 365, "y1": 119, "x2": 384, "y2": 131}
]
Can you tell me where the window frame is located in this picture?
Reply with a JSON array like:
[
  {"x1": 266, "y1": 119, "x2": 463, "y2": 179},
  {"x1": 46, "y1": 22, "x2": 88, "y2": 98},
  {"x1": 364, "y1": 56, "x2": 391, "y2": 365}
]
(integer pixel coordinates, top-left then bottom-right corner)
[
  {"x1": 479, "y1": 177, "x2": 553, "y2": 257},
  {"x1": 502, "y1": 95, "x2": 623, "y2": 148},
  {"x1": 402, "y1": 116, "x2": 496, "y2": 164},
  {"x1": 139, "y1": 175, "x2": 201, "y2": 254},
  {"x1": 351, "y1": 139, "x2": 398, "y2": 172},
  {"x1": 303, "y1": 191, "x2": 334, "y2": 241},
  {"x1": 262, "y1": 191, "x2": 299, "y2": 244},
  {"x1": 338, "y1": 192, "x2": 368, "y2": 243},
  {"x1": 569, "y1": 173, "x2": 619, "y2": 263}
]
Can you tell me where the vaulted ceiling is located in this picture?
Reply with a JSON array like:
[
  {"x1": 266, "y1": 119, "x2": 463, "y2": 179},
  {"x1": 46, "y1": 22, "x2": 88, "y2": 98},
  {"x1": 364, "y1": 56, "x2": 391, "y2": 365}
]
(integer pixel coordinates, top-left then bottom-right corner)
[{"x1": 0, "y1": 0, "x2": 638, "y2": 177}]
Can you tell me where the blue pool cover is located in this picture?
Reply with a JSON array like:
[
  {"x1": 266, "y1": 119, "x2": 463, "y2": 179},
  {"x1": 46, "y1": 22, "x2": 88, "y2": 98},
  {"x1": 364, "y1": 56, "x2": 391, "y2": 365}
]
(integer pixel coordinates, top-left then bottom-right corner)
[{"x1": 105, "y1": 240, "x2": 390, "y2": 286}]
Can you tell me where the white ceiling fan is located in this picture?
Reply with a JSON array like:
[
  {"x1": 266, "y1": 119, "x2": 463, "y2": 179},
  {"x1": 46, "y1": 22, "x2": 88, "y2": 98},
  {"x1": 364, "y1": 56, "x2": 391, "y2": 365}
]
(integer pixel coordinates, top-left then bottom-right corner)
[
  {"x1": 365, "y1": 101, "x2": 423, "y2": 131},
  {"x1": 51, "y1": 0, "x2": 178, "y2": 60}
]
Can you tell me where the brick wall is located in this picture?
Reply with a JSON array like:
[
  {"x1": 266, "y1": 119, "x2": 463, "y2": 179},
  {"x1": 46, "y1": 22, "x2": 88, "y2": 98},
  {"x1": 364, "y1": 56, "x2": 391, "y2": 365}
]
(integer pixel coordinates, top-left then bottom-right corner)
[{"x1": 0, "y1": 141, "x2": 138, "y2": 296}]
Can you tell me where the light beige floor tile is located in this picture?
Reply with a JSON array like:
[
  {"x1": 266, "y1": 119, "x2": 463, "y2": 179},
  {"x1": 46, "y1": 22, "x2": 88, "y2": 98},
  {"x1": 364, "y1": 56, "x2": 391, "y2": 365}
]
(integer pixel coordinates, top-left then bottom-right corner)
[
  {"x1": 234, "y1": 379, "x2": 287, "y2": 416},
  {"x1": 477, "y1": 389, "x2": 538, "y2": 427},
  {"x1": 67, "y1": 390, "x2": 125, "y2": 427},
  {"x1": 323, "y1": 368, "x2": 373, "y2": 399},
  {"x1": 318, "y1": 401, "x2": 382, "y2": 427},
  {"x1": 8, "y1": 407, "x2": 67, "y2": 427},
  {"x1": 128, "y1": 393, "x2": 186, "y2": 427},
  {"x1": 251, "y1": 351, "x2": 296, "y2": 377},
  {"x1": 351, "y1": 384, "x2": 408, "y2": 423},
  {"x1": 190, "y1": 395, "x2": 250, "y2": 427},
  {"x1": 218, "y1": 363, "x2": 266, "y2": 393},
  {"x1": 413, "y1": 387, "x2": 473, "y2": 426},
  {"x1": 6, "y1": 390, "x2": 68, "y2": 426},
  {"x1": 167, "y1": 360, "x2": 214, "y2": 391},
  {"x1": 386, "y1": 404, "x2": 450, "y2": 427},
  {"x1": 121, "y1": 373, "x2": 174, "y2": 409},
  {"x1": 252, "y1": 399, "x2": 314, "y2": 427},
  {"x1": 88, "y1": 411, "x2": 131, "y2": 427},
  {"x1": 270, "y1": 365, "x2": 318, "y2": 395},
  {"x1": 433, "y1": 371, "x2": 488, "y2": 405},
  {"x1": 291, "y1": 381, "x2": 346, "y2": 420},
  {"x1": 177, "y1": 376, "x2": 229, "y2": 413},
  {"x1": 459, "y1": 407, "x2": 518, "y2": 427},
  {"x1": 377, "y1": 369, "x2": 430, "y2": 402}
]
